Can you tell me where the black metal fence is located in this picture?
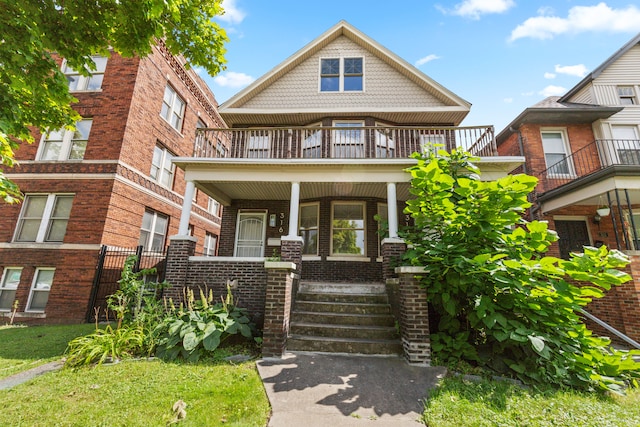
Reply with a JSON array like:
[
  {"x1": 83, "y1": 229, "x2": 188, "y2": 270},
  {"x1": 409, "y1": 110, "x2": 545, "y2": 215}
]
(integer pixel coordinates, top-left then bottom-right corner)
[{"x1": 86, "y1": 245, "x2": 167, "y2": 322}]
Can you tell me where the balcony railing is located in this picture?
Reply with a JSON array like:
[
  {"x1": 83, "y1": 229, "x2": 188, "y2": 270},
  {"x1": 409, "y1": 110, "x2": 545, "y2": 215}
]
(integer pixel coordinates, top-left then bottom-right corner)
[
  {"x1": 537, "y1": 139, "x2": 640, "y2": 193},
  {"x1": 194, "y1": 125, "x2": 497, "y2": 160}
]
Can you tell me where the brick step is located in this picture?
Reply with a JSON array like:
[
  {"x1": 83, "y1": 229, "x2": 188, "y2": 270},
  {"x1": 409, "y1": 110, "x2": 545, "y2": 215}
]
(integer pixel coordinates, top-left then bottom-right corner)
[
  {"x1": 299, "y1": 282, "x2": 386, "y2": 295},
  {"x1": 294, "y1": 300, "x2": 392, "y2": 314},
  {"x1": 287, "y1": 335, "x2": 402, "y2": 355},
  {"x1": 290, "y1": 321, "x2": 399, "y2": 340},
  {"x1": 296, "y1": 292, "x2": 389, "y2": 304},
  {"x1": 291, "y1": 310, "x2": 395, "y2": 327}
]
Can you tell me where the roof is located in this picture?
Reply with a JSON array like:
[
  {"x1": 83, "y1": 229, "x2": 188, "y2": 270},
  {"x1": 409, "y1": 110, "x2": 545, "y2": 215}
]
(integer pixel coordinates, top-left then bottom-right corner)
[{"x1": 219, "y1": 20, "x2": 471, "y2": 126}]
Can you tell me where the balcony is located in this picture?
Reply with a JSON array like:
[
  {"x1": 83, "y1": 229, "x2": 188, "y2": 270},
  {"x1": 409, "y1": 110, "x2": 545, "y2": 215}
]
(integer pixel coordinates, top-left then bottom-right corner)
[
  {"x1": 193, "y1": 125, "x2": 497, "y2": 160},
  {"x1": 536, "y1": 139, "x2": 640, "y2": 194}
]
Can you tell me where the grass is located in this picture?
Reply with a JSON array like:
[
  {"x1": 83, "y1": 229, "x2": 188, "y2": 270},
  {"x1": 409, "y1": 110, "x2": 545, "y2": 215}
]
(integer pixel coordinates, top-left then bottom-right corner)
[{"x1": 423, "y1": 375, "x2": 640, "y2": 427}]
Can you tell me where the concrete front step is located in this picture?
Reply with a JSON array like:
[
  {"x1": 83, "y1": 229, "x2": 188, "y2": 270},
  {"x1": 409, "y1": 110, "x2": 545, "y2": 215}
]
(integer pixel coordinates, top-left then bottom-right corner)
[
  {"x1": 292, "y1": 311, "x2": 396, "y2": 327},
  {"x1": 295, "y1": 300, "x2": 392, "y2": 314},
  {"x1": 298, "y1": 282, "x2": 386, "y2": 295},
  {"x1": 296, "y1": 292, "x2": 389, "y2": 304},
  {"x1": 287, "y1": 335, "x2": 403, "y2": 355},
  {"x1": 290, "y1": 321, "x2": 399, "y2": 340}
]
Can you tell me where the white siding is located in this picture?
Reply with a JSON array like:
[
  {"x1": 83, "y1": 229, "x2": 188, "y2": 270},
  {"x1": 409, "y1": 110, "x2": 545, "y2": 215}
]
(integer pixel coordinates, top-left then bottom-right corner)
[
  {"x1": 240, "y1": 36, "x2": 448, "y2": 110},
  {"x1": 569, "y1": 84, "x2": 593, "y2": 104}
]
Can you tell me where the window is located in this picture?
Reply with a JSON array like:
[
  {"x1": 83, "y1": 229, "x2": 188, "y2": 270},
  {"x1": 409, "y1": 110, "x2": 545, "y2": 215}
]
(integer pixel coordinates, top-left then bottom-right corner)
[
  {"x1": 618, "y1": 86, "x2": 637, "y2": 105},
  {"x1": 320, "y1": 57, "x2": 363, "y2": 92},
  {"x1": 420, "y1": 133, "x2": 446, "y2": 155},
  {"x1": 39, "y1": 119, "x2": 92, "y2": 161},
  {"x1": 150, "y1": 145, "x2": 175, "y2": 188},
  {"x1": 541, "y1": 130, "x2": 572, "y2": 175},
  {"x1": 208, "y1": 197, "x2": 221, "y2": 216},
  {"x1": 375, "y1": 124, "x2": 395, "y2": 158},
  {"x1": 377, "y1": 203, "x2": 388, "y2": 257},
  {"x1": 0, "y1": 268, "x2": 21, "y2": 311},
  {"x1": 247, "y1": 131, "x2": 270, "y2": 158},
  {"x1": 15, "y1": 194, "x2": 73, "y2": 243},
  {"x1": 612, "y1": 125, "x2": 640, "y2": 165},
  {"x1": 299, "y1": 203, "x2": 319, "y2": 255},
  {"x1": 204, "y1": 232, "x2": 218, "y2": 256},
  {"x1": 27, "y1": 268, "x2": 54, "y2": 312},
  {"x1": 160, "y1": 85, "x2": 185, "y2": 131},
  {"x1": 63, "y1": 56, "x2": 107, "y2": 91},
  {"x1": 331, "y1": 202, "x2": 365, "y2": 256},
  {"x1": 333, "y1": 121, "x2": 364, "y2": 158},
  {"x1": 139, "y1": 210, "x2": 168, "y2": 252}
]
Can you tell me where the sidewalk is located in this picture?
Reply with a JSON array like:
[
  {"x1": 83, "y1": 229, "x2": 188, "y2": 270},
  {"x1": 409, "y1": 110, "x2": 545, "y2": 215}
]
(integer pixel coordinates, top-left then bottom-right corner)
[
  {"x1": 257, "y1": 352, "x2": 447, "y2": 427},
  {"x1": 0, "y1": 360, "x2": 63, "y2": 390}
]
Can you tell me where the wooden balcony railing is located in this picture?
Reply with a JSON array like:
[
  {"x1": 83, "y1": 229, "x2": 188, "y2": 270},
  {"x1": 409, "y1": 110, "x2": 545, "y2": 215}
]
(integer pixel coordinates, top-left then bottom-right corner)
[
  {"x1": 193, "y1": 125, "x2": 497, "y2": 160},
  {"x1": 536, "y1": 139, "x2": 640, "y2": 193}
]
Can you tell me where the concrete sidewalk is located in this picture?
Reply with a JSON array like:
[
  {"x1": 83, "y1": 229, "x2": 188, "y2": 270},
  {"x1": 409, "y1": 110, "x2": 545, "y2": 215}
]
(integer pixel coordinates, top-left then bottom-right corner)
[
  {"x1": 0, "y1": 360, "x2": 63, "y2": 390},
  {"x1": 257, "y1": 352, "x2": 447, "y2": 427}
]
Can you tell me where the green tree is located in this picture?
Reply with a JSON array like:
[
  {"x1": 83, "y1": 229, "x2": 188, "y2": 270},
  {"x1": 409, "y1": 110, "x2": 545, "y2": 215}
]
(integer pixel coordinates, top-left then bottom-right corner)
[
  {"x1": 403, "y1": 148, "x2": 640, "y2": 393},
  {"x1": 0, "y1": 0, "x2": 228, "y2": 203}
]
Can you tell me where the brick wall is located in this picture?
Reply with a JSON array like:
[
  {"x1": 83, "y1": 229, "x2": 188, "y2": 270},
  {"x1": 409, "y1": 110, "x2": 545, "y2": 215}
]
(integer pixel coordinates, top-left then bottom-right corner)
[{"x1": 396, "y1": 267, "x2": 431, "y2": 365}]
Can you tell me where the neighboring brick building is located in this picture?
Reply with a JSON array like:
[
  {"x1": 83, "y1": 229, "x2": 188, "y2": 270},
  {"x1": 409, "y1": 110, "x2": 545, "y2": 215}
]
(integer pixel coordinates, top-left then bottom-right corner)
[
  {"x1": 0, "y1": 42, "x2": 225, "y2": 323},
  {"x1": 497, "y1": 32, "x2": 640, "y2": 343}
]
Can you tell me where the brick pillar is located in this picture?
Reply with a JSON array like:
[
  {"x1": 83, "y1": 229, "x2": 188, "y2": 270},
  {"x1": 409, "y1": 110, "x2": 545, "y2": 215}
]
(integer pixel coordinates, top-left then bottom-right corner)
[
  {"x1": 280, "y1": 236, "x2": 303, "y2": 267},
  {"x1": 381, "y1": 238, "x2": 406, "y2": 281},
  {"x1": 262, "y1": 261, "x2": 296, "y2": 357},
  {"x1": 620, "y1": 254, "x2": 640, "y2": 342},
  {"x1": 396, "y1": 266, "x2": 431, "y2": 365},
  {"x1": 163, "y1": 236, "x2": 197, "y2": 302}
]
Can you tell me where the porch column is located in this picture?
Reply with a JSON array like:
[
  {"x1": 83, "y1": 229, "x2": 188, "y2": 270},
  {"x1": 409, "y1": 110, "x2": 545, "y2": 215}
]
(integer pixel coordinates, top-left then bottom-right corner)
[
  {"x1": 287, "y1": 182, "x2": 300, "y2": 237},
  {"x1": 178, "y1": 180, "x2": 196, "y2": 235},
  {"x1": 387, "y1": 182, "x2": 399, "y2": 239}
]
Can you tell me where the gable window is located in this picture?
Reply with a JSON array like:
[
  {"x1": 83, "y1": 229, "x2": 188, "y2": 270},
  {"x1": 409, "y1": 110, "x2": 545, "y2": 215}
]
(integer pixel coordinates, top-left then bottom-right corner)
[
  {"x1": 333, "y1": 121, "x2": 364, "y2": 158},
  {"x1": 208, "y1": 197, "x2": 221, "y2": 216},
  {"x1": 299, "y1": 203, "x2": 319, "y2": 255},
  {"x1": 27, "y1": 268, "x2": 54, "y2": 312},
  {"x1": 618, "y1": 86, "x2": 637, "y2": 105},
  {"x1": 204, "y1": 232, "x2": 218, "y2": 256},
  {"x1": 161, "y1": 85, "x2": 185, "y2": 131},
  {"x1": 63, "y1": 56, "x2": 107, "y2": 91},
  {"x1": 150, "y1": 145, "x2": 175, "y2": 188},
  {"x1": 320, "y1": 57, "x2": 363, "y2": 92},
  {"x1": 0, "y1": 268, "x2": 21, "y2": 311},
  {"x1": 139, "y1": 210, "x2": 168, "y2": 252},
  {"x1": 15, "y1": 194, "x2": 73, "y2": 243},
  {"x1": 39, "y1": 119, "x2": 92, "y2": 161},
  {"x1": 541, "y1": 130, "x2": 573, "y2": 175},
  {"x1": 331, "y1": 202, "x2": 365, "y2": 256}
]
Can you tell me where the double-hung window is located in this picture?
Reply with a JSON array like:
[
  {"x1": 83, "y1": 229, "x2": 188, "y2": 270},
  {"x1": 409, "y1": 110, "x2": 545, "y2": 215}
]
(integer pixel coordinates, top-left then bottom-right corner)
[
  {"x1": 139, "y1": 210, "x2": 168, "y2": 252},
  {"x1": 15, "y1": 194, "x2": 73, "y2": 243},
  {"x1": 27, "y1": 268, "x2": 54, "y2": 312},
  {"x1": 150, "y1": 145, "x2": 175, "y2": 188},
  {"x1": 331, "y1": 202, "x2": 365, "y2": 256},
  {"x1": 204, "y1": 232, "x2": 218, "y2": 256},
  {"x1": 63, "y1": 56, "x2": 107, "y2": 91},
  {"x1": 247, "y1": 131, "x2": 270, "y2": 158},
  {"x1": 541, "y1": 130, "x2": 573, "y2": 176},
  {"x1": 161, "y1": 85, "x2": 185, "y2": 131},
  {"x1": 208, "y1": 197, "x2": 221, "y2": 217},
  {"x1": 332, "y1": 121, "x2": 364, "y2": 158},
  {"x1": 299, "y1": 203, "x2": 319, "y2": 256},
  {"x1": 618, "y1": 86, "x2": 637, "y2": 105},
  {"x1": 39, "y1": 119, "x2": 92, "y2": 161},
  {"x1": 0, "y1": 268, "x2": 21, "y2": 311},
  {"x1": 320, "y1": 57, "x2": 363, "y2": 92}
]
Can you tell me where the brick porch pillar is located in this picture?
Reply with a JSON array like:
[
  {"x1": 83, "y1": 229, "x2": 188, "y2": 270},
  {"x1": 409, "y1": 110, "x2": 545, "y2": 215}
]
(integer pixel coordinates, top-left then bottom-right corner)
[
  {"x1": 262, "y1": 261, "x2": 297, "y2": 357},
  {"x1": 396, "y1": 266, "x2": 431, "y2": 365},
  {"x1": 163, "y1": 235, "x2": 196, "y2": 302},
  {"x1": 381, "y1": 237, "x2": 406, "y2": 281}
]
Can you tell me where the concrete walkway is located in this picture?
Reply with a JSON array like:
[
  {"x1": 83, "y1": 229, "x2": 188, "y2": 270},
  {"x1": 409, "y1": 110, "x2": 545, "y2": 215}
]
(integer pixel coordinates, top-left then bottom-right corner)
[
  {"x1": 257, "y1": 352, "x2": 447, "y2": 427},
  {"x1": 0, "y1": 360, "x2": 63, "y2": 390}
]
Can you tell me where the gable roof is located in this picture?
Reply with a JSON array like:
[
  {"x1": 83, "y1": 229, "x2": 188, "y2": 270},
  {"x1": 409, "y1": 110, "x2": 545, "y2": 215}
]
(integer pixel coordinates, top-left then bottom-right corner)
[{"x1": 220, "y1": 20, "x2": 471, "y2": 126}]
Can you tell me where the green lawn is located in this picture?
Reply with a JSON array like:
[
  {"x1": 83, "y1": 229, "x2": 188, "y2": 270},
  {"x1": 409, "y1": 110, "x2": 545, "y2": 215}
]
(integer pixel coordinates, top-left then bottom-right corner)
[{"x1": 423, "y1": 375, "x2": 640, "y2": 427}]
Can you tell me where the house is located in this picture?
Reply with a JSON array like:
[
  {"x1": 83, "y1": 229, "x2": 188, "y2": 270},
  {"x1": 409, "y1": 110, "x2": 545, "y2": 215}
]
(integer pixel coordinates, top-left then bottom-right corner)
[
  {"x1": 163, "y1": 21, "x2": 524, "y2": 360},
  {"x1": 496, "y1": 32, "x2": 640, "y2": 344},
  {"x1": 0, "y1": 42, "x2": 225, "y2": 324}
]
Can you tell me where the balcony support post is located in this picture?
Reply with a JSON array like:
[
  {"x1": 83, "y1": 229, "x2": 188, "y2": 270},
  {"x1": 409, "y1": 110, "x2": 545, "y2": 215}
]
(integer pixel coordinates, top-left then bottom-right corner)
[
  {"x1": 287, "y1": 182, "x2": 300, "y2": 238},
  {"x1": 178, "y1": 180, "x2": 196, "y2": 236},
  {"x1": 387, "y1": 182, "x2": 399, "y2": 239}
]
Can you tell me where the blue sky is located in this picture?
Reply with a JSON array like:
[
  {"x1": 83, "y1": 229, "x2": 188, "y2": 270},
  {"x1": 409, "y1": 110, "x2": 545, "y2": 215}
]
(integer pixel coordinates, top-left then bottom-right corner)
[{"x1": 203, "y1": 0, "x2": 640, "y2": 132}]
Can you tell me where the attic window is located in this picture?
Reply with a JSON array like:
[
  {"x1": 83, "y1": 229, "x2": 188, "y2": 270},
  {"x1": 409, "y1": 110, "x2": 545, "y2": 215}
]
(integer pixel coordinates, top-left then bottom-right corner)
[
  {"x1": 320, "y1": 57, "x2": 363, "y2": 92},
  {"x1": 618, "y1": 86, "x2": 637, "y2": 105}
]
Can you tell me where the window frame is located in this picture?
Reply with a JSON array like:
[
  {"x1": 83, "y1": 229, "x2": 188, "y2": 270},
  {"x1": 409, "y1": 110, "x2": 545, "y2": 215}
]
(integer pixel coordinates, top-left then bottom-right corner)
[
  {"x1": 540, "y1": 129, "x2": 574, "y2": 177},
  {"x1": 299, "y1": 202, "x2": 320, "y2": 256},
  {"x1": 319, "y1": 57, "x2": 364, "y2": 93},
  {"x1": 204, "y1": 232, "x2": 218, "y2": 256},
  {"x1": 62, "y1": 56, "x2": 107, "y2": 92},
  {"x1": 0, "y1": 267, "x2": 22, "y2": 312},
  {"x1": 330, "y1": 201, "x2": 367, "y2": 257},
  {"x1": 26, "y1": 268, "x2": 55, "y2": 313},
  {"x1": 332, "y1": 120, "x2": 365, "y2": 158},
  {"x1": 207, "y1": 197, "x2": 221, "y2": 217},
  {"x1": 139, "y1": 210, "x2": 169, "y2": 252},
  {"x1": 150, "y1": 144, "x2": 176, "y2": 189},
  {"x1": 14, "y1": 194, "x2": 74, "y2": 243},
  {"x1": 617, "y1": 86, "x2": 637, "y2": 105},
  {"x1": 160, "y1": 84, "x2": 186, "y2": 131},
  {"x1": 38, "y1": 119, "x2": 92, "y2": 161}
]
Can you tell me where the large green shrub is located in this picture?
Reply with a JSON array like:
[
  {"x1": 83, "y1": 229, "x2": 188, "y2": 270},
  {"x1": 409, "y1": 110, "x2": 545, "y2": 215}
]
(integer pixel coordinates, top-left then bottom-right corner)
[{"x1": 403, "y1": 148, "x2": 640, "y2": 392}]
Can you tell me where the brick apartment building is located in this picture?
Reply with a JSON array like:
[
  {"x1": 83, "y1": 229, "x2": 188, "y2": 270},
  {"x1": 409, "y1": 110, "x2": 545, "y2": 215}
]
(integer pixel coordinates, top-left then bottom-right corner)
[{"x1": 0, "y1": 42, "x2": 225, "y2": 324}]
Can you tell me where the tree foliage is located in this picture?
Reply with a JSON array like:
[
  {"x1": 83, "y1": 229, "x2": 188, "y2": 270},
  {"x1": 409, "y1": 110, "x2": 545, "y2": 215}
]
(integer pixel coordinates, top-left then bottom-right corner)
[
  {"x1": 0, "y1": 0, "x2": 228, "y2": 202},
  {"x1": 403, "y1": 148, "x2": 640, "y2": 393}
]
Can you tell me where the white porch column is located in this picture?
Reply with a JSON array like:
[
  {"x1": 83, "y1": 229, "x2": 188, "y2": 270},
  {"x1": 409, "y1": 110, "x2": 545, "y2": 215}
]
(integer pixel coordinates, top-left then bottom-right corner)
[
  {"x1": 178, "y1": 180, "x2": 196, "y2": 235},
  {"x1": 287, "y1": 182, "x2": 300, "y2": 237},
  {"x1": 387, "y1": 182, "x2": 399, "y2": 239}
]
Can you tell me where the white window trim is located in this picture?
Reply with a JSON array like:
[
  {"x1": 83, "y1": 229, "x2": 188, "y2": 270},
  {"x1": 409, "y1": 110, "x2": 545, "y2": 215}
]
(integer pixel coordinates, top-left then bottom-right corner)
[
  {"x1": 62, "y1": 56, "x2": 107, "y2": 92},
  {"x1": 617, "y1": 85, "x2": 638, "y2": 105},
  {"x1": 208, "y1": 197, "x2": 221, "y2": 217},
  {"x1": 26, "y1": 268, "x2": 55, "y2": 313},
  {"x1": 540, "y1": 128, "x2": 575, "y2": 177},
  {"x1": 14, "y1": 194, "x2": 74, "y2": 243},
  {"x1": 299, "y1": 202, "x2": 320, "y2": 256},
  {"x1": 139, "y1": 210, "x2": 169, "y2": 252},
  {"x1": 330, "y1": 201, "x2": 367, "y2": 257},
  {"x1": 0, "y1": 267, "x2": 22, "y2": 312},
  {"x1": 318, "y1": 56, "x2": 365, "y2": 93},
  {"x1": 151, "y1": 145, "x2": 176, "y2": 189},
  {"x1": 160, "y1": 84, "x2": 186, "y2": 132},
  {"x1": 37, "y1": 119, "x2": 92, "y2": 161},
  {"x1": 204, "y1": 232, "x2": 218, "y2": 256},
  {"x1": 331, "y1": 120, "x2": 365, "y2": 158}
]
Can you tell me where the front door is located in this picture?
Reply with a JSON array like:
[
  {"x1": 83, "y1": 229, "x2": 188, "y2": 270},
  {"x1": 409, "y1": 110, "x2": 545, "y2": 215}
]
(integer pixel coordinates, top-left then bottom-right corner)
[
  {"x1": 234, "y1": 212, "x2": 266, "y2": 257},
  {"x1": 554, "y1": 219, "x2": 591, "y2": 259}
]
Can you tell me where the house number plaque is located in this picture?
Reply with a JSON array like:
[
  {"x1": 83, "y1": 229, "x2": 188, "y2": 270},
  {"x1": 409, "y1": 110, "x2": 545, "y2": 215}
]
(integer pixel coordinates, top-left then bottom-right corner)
[{"x1": 279, "y1": 212, "x2": 285, "y2": 233}]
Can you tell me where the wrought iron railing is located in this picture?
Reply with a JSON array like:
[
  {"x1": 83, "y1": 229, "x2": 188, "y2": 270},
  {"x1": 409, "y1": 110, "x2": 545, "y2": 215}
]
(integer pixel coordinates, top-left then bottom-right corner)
[
  {"x1": 193, "y1": 125, "x2": 497, "y2": 160},
  {"x1": 536, "y1": 139, "x2": 640, "y2": 193}
]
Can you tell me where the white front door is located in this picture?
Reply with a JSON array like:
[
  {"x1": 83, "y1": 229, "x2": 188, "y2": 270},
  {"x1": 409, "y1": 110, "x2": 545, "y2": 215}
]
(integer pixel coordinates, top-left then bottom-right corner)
[{"x1": 234, "y1": 212, "x2": 267, "y2": 257}]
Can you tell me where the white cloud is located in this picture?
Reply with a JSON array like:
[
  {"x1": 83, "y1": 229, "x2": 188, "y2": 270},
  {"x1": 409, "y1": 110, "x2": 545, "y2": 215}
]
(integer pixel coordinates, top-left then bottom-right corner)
[
  {"x1": 445, "y1": 0, "x2": 515, "y2": 19},
  {"x1": 554, "y1": 64, "x2": 588, "y2": 78},
  {"x1": 213, "y1": 71, "x2": 255, "y2": 88},
  {"x1": 218, "y1": 0, "x2": 246, "y2": 24},
  {"x1": 503, "y1": 97, "x2": 513, "y2": 103},
  {"x1": 510, "y1": 2, "x2": 640, "y2": 41},
  {"x1": 544, "y1": 72, "x2": 556, "y2": 79},
  {"x1": 415, "y1": 54, "x2": 441, "y2": 67},
  {"x1": 540, "y1": 85, "x2": 567, "y2": 97}
]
